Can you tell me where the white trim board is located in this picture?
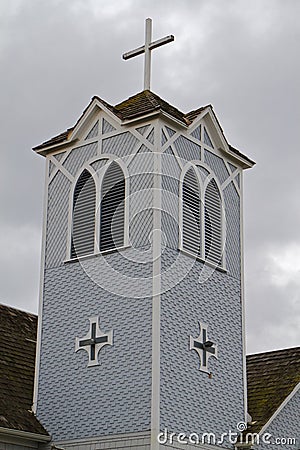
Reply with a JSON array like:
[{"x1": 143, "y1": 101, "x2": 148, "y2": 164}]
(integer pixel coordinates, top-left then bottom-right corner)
[{"x1": 259, "y1": 381, "x2": 300, "y2": 435}]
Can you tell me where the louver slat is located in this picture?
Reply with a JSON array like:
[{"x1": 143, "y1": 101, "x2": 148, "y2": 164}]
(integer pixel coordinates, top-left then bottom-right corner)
[
  {"x1": 100, "y1": 162, "x2": 125, "y2": 252},
  {"x1": 71, "y1": 170, "x2": 96, "y2": 258},
  {"x1": 182, "y1": 168, "x2": 201, "y2": 255},
  {"x1": 205, "y1": 180, "x2": 222, "y2": 264}
]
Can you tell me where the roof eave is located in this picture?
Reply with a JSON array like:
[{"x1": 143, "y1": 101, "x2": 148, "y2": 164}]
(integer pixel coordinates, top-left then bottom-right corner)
[
  {"x1": 33, "y1": 138, "x2": 78, "y2": 157},
  {"x1": 0, "y1": 426, "x2": 51, "y2": 443},
  {"x1": 258, "y1": 381, "x2": 300, "y2": 436},
  {"x1": 118, "y1": 109, "x2": 188, "y2": 129},
  {"x1": 225, "y1": 147, "x2": 256, "y2": 169}
]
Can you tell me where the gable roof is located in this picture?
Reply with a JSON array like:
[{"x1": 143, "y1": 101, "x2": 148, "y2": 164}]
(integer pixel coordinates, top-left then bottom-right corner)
[
  {"x1": 113, "y1": 90, "x2": 203, "y2": 124},
  {"x1": 33, "y1": 90, "x2": 201, "y2": 151},
  {"x1": 0, "y1": 304, "x2": 48, "y2": 437},
  {"x1": 32, "y1": 90, "x2": 254, "y2": 167},
  {"x1": 246, "y1": 347, "x2": 300, "y2": 434}
]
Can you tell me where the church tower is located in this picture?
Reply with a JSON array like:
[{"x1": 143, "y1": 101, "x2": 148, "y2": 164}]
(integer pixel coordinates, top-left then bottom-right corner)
[{"x1": 33, "y1": 20, "x2": 254, "y2": 450}]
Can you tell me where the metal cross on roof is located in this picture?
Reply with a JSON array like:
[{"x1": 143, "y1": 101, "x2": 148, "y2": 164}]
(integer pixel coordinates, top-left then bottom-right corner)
[
  {"x1": 122, "y1": 18, "x2": 174, "y2": 91},
  {"x1": 190, "y1": 322, "x2": 218, "y2": 373},
  {"x1": 75, "y1": 316, "x2": 113, "y2": 367}
]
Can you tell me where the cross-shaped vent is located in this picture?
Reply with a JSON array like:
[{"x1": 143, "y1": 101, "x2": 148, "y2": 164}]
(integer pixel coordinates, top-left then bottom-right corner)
[
  {"x1": 190, "y1": 322, "x2": 218, "y2": 373},
  {"x1": 75, "y1": 316, "x2": 113, "y2": 367}
]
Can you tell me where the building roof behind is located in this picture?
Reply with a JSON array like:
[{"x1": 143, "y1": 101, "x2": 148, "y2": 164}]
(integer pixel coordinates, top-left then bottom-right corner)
[
  {"x1": 0, "y1": 304, "x2": 48, "y2": 436},
  {"x1": 246, "y1": 347, "x2": 300, "y2": 434}
]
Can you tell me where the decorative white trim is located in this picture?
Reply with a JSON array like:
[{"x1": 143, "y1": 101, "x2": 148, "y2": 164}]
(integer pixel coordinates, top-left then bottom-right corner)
[
  {"x1": 203, "y1": 109, "x2": 229, "y2": 154},
  {"x1": 178, "y1": 162, "x2": 202, "y2": 250},
  {"x1": 70, "y1": 99, "x2": 122, "y2": 141},
  {"x1": 121, "y1": 109, "x2": 188, "y2": 130},
  {"x1": 187, "y1": 118, "x2": 203, "y2": 136},
  {"x1": 151, "y1": 119, "x2": 162, "y2": 450},
  {"x1": 187, "y1": 109, "x2": 254, "y2": 169},
  {"x1": 240, "y1": 170, "x2": 248, "y2": 424},
  {"x1": 161, "y1": 127, "x2": 180, "y2": 153},
  {"x1": 259, "y1": 381, "x2": 300, "y2": 436},
  {"x1": 66, "y1": 166, "x2": 96, "y2": 259},
  {"x1": 203, "y1": 173, "x2": 226, "y2": 269},
  {"x1": 129, "y1": 125, "x2": 155, "y2": 153},
  {"x1": 66, "y1": 157, "x2": 129, "y2": 260},
  {"x1": 221, "y1": 167, "x2": 241, "y2": 195},
  {"x1": 32, "y1": 159, "x2": 49, "y2": 414},
  {"x1": 179, "y1": 248, "x2": 227, "y2": 273},
  {"x1": 99, "y1": 160, "x2": 130, "y2": 248},
  {"x1": 64, "y1": 245, "x2": 130, "y2": 264},
  {"x1": 48, "y1": 154, "x2": 75, "y2": 184},
  {"x1": 121, "y1": 110, "x2": 161, "y2": 126},
  {"x1": 47, "y1": 145, "x2": 73, "y2": 182},
  {"x1": 34, "y1": 138, "x2": 77, "y2": 156},
  {"x1": 179, "y1": 162, "x2": 226, "y2": 269},
  {"x1": 161, "y1": 110, "x2": 189, "y2": 129}
]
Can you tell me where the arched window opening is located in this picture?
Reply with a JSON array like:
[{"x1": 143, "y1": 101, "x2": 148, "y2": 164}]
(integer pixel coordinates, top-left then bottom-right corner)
[
  {"x1": 71, "y1": 170, "x2": 96, "y2": 258},
  {"x1": 205, "y1": 179, "x2": 222, "y2": 264},
  {"x1": 182, "y1": 168, "x2": 201, "y2": 255},
  {"x1": 100, "y1": 162, "x2": 125, "y2": 252}
]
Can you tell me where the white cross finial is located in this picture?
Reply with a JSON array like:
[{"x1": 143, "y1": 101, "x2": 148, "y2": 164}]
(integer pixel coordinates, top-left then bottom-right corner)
[{"x1": 122, "y1": 18, "x2": 174, "y2": 91}]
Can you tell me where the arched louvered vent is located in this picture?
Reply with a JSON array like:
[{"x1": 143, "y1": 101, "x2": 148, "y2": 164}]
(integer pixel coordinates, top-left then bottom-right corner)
[
  {"x1": 182, "y1": 168, "x2": 201, "y2": 255},
  {"x1": 100, "y1": 162, "x2": 125, "y2": 252},
  {"x1": 71, "y1": 170, "x2": 96, "y2": 258},
  {"x1": 205, "y1": 179, "x2": 222, "y2": 264}
]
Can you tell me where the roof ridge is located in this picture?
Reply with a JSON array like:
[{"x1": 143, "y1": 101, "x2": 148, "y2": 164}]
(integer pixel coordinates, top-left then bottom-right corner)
[
  {"x1": 33, "y1": 91, "x2": 254, "y2": 167},
  {"x1": 0, "y1": 303, "x2": 37, "y2": 317},
  {"x1": 143, "y1": 90, "x2": 161, "y2": 109},
  {"x1": 247, "y1": 346, "x2": 300, "y2": 358}
]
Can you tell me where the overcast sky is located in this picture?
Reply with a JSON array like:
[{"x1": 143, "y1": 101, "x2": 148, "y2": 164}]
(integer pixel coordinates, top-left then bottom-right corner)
[{"x1": 0, "y1": 0, "x2": 299, "y2": 354}]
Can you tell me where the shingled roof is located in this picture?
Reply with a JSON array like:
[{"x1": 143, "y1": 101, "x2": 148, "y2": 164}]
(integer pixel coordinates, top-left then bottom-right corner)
[
  {"x1": 113, "y1": 90, "x2": 206, "y2": 124},
  {"x1": 33, "y1": 90, "x2": 255, "y2": 167},
  {"x1": 246, "y1": 347, "x2": 300, "y2": 434},
  {"x1": 33, "y1": 90, "x2": 201, "y2": 151},
  {"x1": 0, "y1": 304, "x2": 48, "y2": 437}
]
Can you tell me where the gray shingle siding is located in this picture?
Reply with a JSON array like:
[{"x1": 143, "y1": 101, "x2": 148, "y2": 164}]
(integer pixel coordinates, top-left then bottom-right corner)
[
  {"x1": 38, "y1": 262, "x2": 152, "y2": 441},
  {"x1": 38, "y1": 117, "x2": 244, "y2": 446},
  {"x1": 256, "y1": 389, "x2": 300, "y2": 450},
  {"x1": 160, "y1": 248, "x2": 244, "y2": 444}
]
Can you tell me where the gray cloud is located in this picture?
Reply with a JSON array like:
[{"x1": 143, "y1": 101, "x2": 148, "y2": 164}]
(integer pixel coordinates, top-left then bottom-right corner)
[{"x1": 0, "y1": 0, "x2": 299, "y2": 353}]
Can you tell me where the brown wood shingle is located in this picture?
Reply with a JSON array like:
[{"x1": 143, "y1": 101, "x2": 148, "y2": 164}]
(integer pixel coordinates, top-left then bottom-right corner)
[
  {"x1": 246, "y1": 347, "x2": 300, "y2": 433},
  {"x1": 33, "y1": 90, "x2": 251, "y2": 163},
  {"x1": 0, "y1": 304, "x2": 48, "y2": 435}
]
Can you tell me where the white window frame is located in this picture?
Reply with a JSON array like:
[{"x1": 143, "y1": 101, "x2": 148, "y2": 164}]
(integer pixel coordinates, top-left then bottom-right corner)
[
  {"x1": 66, "y1": 156, "x2": 129, "y2": 261},
  {"x1": 179, "y1": 162, "x2": 226, "y2": 270}
]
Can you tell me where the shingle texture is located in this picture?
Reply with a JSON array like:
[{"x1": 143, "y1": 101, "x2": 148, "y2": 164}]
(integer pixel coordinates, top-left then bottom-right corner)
[
  {"x1": 160, "y1": 249, "x2": 244, "y2": 446},
  {"x1": 38, "y1": 262, "x2": 152, "y2": 441},
  {"x1": 0, "y1": 304, "x2": 48, "y2": 436},
  {"x1": 113, "y1": 90, "x2": 191, "y2": 124},
  {"x1": 246, "y1": 347, "x2": 300, "y2": 434},
  {"x1": 256, "y1": 389, "x2": 299, "y2": 450},
  {"x1": 32, "y1": 91, "x2": 254, "y2": 166}
]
